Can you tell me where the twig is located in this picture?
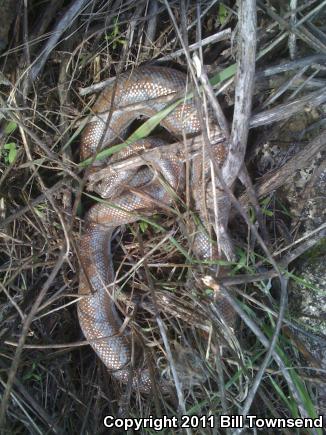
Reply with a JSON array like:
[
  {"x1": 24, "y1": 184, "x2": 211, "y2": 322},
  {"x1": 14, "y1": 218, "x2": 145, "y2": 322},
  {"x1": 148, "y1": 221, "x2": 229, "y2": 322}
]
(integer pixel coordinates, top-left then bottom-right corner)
[
  {"x1": 288, "y1": 67, "x2": 320, "y2": 100},
  {"x1": 274, "y1": 222, "x2": 326, "y2": 260},
  {"x1": 153, "y1": 0, "x2": 224, "y2": 60},
  {"x1": 295, "y1": 0, "x2": 326, "y2": 28},
  {"x1": 289, "y1": 0, "x2": 298, "y2": 59},
  {"x1": 141, "y1": 0, "x2": 159, "y2": 58},
  {"x1": 193, "y1": 53, "x2": 230, "y2": 137},
  {"x1": 239, "y1": 128, "x2": 326, "y2": 205},
  {"x1": 261, "y1": 65, "x2": 309, "y2": 109},
  {"x1": 187, "y1": 0, "x2": 222, "y2": 31},
  {"x1": 221, "y1": 0, "x2": 257, "y2": 186},
  {"x1": 22, "y1": 0, "x2": 31, "y2": 100},
  {"x1": 121, "y1": 2, "x2": 145, "y2": 65},
  {"x1": 258, "y1": 0, "x2": 326, "y2": 54},
  {"x1": 28, "y1": 0, "x2": 90, "y2": 85},
  {"x1": 279, "y1": 225, "x2": 326, "y2": 266},
  {"x1": 250, "y1": 88, "x2": 326, "y2": 128},
  {"x1": 157, "y1": 29, "x2": 231, "y2": 62},
  {"x1": 195, "y1": 3, "x2": 228, "y2": 418},
  {"x1": 256, "y1": 54, "x2": 326, "y2": 78},
  {"x1": 238, "y1": 165, "x2": 270, "y2": 244},
  {"x1": 30, "y1": 0, "x2": 65, "y2": 42}
]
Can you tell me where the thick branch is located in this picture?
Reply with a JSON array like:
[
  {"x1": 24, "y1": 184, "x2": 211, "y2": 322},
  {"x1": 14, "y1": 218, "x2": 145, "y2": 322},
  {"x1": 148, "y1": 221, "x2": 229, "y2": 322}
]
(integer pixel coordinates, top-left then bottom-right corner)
[{"x1": 221, "y1": 0, "x2": 257, "y2": 186}]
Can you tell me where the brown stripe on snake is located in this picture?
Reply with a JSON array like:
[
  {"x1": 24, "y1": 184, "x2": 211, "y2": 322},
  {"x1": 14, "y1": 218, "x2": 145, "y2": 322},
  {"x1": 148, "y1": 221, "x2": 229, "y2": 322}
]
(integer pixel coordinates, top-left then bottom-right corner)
[{"x1": 78, "y1": 66, "x2": 228, "y2": 393}]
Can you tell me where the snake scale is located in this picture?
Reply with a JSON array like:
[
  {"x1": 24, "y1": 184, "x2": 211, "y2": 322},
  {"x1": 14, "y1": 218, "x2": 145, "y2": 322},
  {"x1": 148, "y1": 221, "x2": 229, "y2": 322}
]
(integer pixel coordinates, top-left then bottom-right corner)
[{"x1": 78, "y1": 66, "x2": 228, "y2": 393}]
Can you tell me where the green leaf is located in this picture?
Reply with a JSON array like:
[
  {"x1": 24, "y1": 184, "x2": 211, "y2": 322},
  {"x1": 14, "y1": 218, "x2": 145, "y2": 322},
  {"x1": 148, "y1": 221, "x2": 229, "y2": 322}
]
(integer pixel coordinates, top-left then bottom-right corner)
[
  {"x1": 105, "y1": 18, "x2": 125, "y2": 49},
  {"x1": 4, "y1": 121, "x2": 17, "y2": 135},
  {"x1": 22, "y1": 362, "x2": 42, "y2": 382},
  {"x1": 248, "y1": 206, "x2": 255, "y2": 223},
  {"x1": 218, "y1": 4, "x2": 228, "y2": 25},
  {"x1": 4, "y1": 142, "x2": 17, "y2": 163},
  {"x1": 262, "y1": 209, "x2": 273, "y2": 217},
  {"x1": 210, "y1": 63, "x2": 237, "y2": 86},
  {"x1": 139, "y1": 220, "x2": 148, "y2": 233},
  {"x1": 268, "y1": 375, "x2": 299, "y2": 417},
  {"x1": 260, "y1": 197, "x2": 274, "y2": 217},
  {"x1": 127, "y1": 99, "x2": 182, "y2": 143},
  {"x1": 33, "y1": 205, "x2": 45, "y2": 219}
]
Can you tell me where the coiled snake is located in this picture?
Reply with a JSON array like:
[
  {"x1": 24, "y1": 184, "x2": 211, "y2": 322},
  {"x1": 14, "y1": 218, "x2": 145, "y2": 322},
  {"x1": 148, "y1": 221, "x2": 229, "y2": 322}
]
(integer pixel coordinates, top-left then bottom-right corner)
[{"x1": 78, "y1": 67, "x2": 228, "y2": 393}]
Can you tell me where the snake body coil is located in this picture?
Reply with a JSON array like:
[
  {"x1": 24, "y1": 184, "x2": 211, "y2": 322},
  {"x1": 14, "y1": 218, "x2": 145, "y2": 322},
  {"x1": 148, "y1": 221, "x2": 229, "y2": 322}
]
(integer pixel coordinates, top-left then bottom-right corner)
[{"x1": 78, "y1": 67, "x2": 226, "y2": 392}]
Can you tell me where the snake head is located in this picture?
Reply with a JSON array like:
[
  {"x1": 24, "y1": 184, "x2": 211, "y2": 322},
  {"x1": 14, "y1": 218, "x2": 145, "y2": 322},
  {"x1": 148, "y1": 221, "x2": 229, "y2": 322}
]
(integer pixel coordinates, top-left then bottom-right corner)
[{"x1": 86, "y1": 166, "x2": 131, "y2": 198}]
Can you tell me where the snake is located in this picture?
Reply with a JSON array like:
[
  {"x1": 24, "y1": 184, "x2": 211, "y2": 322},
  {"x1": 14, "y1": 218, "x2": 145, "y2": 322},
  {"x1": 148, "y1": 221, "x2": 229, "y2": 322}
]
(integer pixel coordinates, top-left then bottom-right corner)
[{"x1": 78, "y1": 66, "x2": 228, "y2": 393}]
